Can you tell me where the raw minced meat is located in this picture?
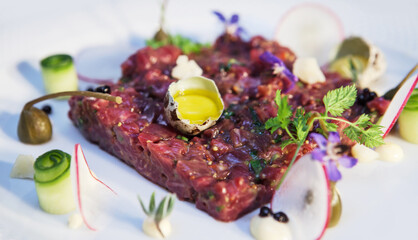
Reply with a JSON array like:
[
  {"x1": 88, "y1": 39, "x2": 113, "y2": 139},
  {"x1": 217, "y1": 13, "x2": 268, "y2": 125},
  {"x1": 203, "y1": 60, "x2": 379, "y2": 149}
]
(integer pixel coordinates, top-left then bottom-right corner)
[{"x1": 68, "y1": 33, "x2": 389, "y2": 221}]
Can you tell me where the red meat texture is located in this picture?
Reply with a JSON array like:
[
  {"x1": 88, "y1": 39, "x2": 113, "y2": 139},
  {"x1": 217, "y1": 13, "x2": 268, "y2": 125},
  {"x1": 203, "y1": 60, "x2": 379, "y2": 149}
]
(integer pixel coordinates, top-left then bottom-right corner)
[{"x1": 68, "y1": 34, "x2": 389, "y2": 221}]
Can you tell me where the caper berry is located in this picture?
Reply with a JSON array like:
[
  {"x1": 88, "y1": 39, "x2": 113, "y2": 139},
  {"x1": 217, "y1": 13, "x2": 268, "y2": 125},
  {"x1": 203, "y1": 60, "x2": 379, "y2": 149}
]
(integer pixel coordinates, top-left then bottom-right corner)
[
  {"x1": 18, "y1": 91, "x2": 122, "y2": 144},
  {"x1": 259, "y1": 206, "x2": 272, "y2": 217},
  {"x1": 273, "y1": 211, "x2": 289, "y2": 223}
]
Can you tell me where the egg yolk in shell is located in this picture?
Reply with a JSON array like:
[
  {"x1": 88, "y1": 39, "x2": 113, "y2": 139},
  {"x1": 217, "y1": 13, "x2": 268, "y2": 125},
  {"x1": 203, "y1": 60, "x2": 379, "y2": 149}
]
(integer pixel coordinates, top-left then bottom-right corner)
[{"x1": 173, "y1": 89, "x2": 223, "y2": 125}]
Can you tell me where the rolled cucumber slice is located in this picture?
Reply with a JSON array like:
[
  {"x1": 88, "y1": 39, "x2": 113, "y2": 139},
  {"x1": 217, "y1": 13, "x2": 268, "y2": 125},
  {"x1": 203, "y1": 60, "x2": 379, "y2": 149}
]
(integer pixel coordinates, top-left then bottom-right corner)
[
  {"x1": 40, "y1": 54, "x2": 78, "y2": 94},
  {"x1": 399, "y1": 89, "x2": 418, "y2": 144},
  {"x1": 34, "y1": 149, "x2": 76, "y2": 214}
]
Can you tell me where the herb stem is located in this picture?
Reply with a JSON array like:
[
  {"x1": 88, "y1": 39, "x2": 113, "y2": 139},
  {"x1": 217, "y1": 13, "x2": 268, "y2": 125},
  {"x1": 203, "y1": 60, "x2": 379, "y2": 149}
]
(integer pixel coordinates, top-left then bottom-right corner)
[
  {"x1": 284, "y1": 126, "x2": 297, "y2": 143},
  {"x1": 313, "y1": 116, "x2": 373, "y2": 139},
  {"x1": 24, "y1": 91, "x2": 122, "y2": 111},
  {"x1": 275, "y1": 143, "x2": 302, "y2": 190}
]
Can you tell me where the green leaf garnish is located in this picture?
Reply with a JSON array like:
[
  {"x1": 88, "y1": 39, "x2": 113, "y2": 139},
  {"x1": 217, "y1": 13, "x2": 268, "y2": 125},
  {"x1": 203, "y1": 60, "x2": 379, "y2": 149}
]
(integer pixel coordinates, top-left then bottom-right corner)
[
  {"x1": 323, "y1": 84, "x2": 357, "y2": 116},
  {"x1": 249, "y1": 150, "x2": 265, "y2": 178},
  {"x1": 138, "y1": 192, "x2": 175, "y2": 220},
  {"x1": 265, "y1": 90, "x2": 292, "y2": 134},
  {"x1": 264, "y1": 85, "x2": 385, "y2": 190},
  {"x1": 147, "y1": 34, "x2": 210, "y2": 54}
]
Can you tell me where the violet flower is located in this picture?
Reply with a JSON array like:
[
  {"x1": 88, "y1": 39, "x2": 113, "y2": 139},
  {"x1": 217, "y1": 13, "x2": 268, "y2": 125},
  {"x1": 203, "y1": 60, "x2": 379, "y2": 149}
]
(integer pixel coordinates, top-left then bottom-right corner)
[
  {"x1": 259, "y1": 52, "x2": 298, "y2": 92},
  {"x1": 310, "y1": 132, "x2": 358, "y2": 182},
  {"x1": 213, "y1": 11, "x2": 244, "y2": 36}
]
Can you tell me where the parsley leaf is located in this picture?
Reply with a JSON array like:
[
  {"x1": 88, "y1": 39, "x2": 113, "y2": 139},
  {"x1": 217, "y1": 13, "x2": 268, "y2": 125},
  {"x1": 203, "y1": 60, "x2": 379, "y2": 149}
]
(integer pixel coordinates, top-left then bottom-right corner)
[
  {"x1": 280, "y1": 139, "x2": 293, "y2": 149},
  {"x1": 292, "y1": 108, "x2": 310, "y2": 143},
  {"x1": 265, "y1": 90, "x2": 292, "y2": 134},
  {"x1": 323, "y1": 85, "x2": 357, "y2": 116}
]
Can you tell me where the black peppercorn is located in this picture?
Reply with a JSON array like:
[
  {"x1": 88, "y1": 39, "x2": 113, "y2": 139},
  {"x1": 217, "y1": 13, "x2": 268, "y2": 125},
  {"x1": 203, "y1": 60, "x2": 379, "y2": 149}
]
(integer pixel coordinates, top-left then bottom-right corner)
[
  {"x1": 273, "y1": 211, "x2": 289, "y2": 223},
  {"x1": 95, "y1": 85, "x2": 111, "y2": 94},
  {"x1": 259, "y1": 206, "x2": 272, "y2": 217},
  {"x1": 41, "y1": 105, "x2": 52, "y2": 115}
]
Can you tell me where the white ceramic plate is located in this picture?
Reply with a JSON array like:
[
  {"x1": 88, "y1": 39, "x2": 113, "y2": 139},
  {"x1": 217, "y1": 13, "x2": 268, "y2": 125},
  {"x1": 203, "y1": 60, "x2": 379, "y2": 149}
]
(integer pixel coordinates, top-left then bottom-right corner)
[{"x1": 1, "y1": 1, "x2": 417, "y2": 239}]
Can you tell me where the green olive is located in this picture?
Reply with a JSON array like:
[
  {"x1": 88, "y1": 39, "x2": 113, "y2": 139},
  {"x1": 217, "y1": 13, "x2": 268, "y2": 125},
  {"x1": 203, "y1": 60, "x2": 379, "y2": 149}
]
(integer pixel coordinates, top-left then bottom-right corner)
[
  {"x1": 328, "y1": 183, "x2": 342, "y2": 228},
  {"x1": 18, "y1": 106, "x2": 52, "y2": 144}
]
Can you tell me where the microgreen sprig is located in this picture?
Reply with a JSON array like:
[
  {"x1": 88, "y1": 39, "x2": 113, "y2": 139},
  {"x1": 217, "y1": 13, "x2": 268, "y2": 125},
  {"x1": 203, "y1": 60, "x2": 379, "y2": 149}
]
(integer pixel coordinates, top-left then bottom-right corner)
[
  {"x1": 138, "y1": 192, "x2": 176, "y2": 237},
  {"x1": 265, "y1": 85, "x2": 384, "y2": 189}
]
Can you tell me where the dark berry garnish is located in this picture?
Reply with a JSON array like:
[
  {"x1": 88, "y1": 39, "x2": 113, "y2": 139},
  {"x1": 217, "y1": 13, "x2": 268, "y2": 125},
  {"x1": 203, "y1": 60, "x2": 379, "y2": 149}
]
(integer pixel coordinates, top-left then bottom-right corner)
[
  {"x1": 259, "y1": 206, "x2": 272, "y2": 217},
  {"x1": 86, "y1": 87, "x2": 94, "y2": 92},
  {"x1": 356, "y1": 88, "x2": 377, "y2": 105},
  {"x1": 273, "y1": 211, "x2": 289, "y2": 223},
  {"x1": 95, "y1": 85, "x2": 111, "y2": 94},
  {"x1": 41, "y1": 105, "x2": 52, "y2": 115}
]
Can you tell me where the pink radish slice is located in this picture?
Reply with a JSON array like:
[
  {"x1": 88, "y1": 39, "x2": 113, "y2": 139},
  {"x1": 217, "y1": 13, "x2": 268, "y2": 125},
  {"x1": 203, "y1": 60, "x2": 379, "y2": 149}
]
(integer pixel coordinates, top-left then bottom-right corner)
[
  {"x1": 271, "y1": 154, "x2": 331, "y2": 240},
  {"x1": 274, "y1": 3, "x2": 344, "y2": 65},
  {"x1": 71, "y1": 144, "x2": 117, "y2": 231},
  {"x1": 77, "y1": 73, "x2": 114, "y2": 85},
  {"x1": 380, "y1": 74, "x2": 418, "y2": 137}
]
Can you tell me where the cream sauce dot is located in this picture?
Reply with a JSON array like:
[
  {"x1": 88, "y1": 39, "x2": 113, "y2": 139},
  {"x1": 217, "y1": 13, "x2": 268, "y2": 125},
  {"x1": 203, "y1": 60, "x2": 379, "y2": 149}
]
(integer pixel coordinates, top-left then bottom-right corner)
[
  {"x1": 250, "y1": 215, "x2": 292, "y2": 240},
  {"x1": 375, "y1": 142, "x2": 404, "y2": 162}
]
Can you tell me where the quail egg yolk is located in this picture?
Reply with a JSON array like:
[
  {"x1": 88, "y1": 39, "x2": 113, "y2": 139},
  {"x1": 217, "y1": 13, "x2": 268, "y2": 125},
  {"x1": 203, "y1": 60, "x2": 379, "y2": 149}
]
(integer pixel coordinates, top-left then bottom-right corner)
[{"x1": 174, "y1": 89, "x2": 222, "y2": 125}]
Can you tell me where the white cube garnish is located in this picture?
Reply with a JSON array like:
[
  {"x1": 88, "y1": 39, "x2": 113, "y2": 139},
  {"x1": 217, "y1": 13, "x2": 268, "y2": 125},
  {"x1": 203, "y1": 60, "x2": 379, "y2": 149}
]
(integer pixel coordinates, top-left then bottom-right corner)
[{"x1": 10, "y1": 154, "x2": 35, "y2": 179}]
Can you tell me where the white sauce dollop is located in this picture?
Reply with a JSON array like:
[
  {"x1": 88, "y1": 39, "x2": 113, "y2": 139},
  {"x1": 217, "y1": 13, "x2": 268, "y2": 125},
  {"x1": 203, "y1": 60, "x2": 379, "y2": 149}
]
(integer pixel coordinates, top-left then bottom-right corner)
[
  {"x1": 351, "y1": 144, "x2": 379, "y2": 163},
  {"x1": 250, "y1": 215, "x2": 292, "y2": 240},
  {"x1": 375, "y1": 142, "x2": 404, "y2": 163},
  {"x1": 292, "y1": 57, "x2": 325, "y2": 84},
  {"x1": 143, "y1": 217, "x2": 172, "y2": 239},
  {"x1": 171, "y1": 55, "x2": 203, "y2": 80}
]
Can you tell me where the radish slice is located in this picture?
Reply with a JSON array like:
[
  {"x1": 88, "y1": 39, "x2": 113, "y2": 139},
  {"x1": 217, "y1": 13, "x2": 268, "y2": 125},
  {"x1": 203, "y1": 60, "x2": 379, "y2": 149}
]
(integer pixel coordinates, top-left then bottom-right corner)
[
  {"x1": 271, "y1": 154, "x2": 331, "y2": 240},
  {"x1": 274, "y1": 3, "x2": 344, "y2": 65},
  {"x1": 71, "y1": 144, "x2": 117, "y2": 231},
  {"x1": 379, "y1": 74, "x2": 418, "y2": 137}
]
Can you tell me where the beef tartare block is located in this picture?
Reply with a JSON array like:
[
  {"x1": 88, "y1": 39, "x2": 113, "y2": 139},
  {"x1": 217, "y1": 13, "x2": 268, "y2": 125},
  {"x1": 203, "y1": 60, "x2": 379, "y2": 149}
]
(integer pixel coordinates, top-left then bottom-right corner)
[{"x1": 68, "y1": 34, "x2": 389, "y2": 221}]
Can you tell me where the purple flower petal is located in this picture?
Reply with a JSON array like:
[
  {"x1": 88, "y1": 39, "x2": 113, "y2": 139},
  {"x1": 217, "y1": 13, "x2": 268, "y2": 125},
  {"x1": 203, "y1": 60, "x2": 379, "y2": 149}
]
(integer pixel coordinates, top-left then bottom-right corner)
[
  {"x1": 236, "y1": 26, "x2": 245, "y2": 35},
  {"x1": 310, "y1": 133, "x2": 327, "y2": 149},
  {"x1": 311, "y1": 149, "x2": 326, "y2": 162},
  {"x1": 328, "y1": 132, "x2": 341, "y2": 143},
  {"x1": 230, "y1": 14, "x2": 239, "y2": 24},
  {"x1": 283, "y1": 68, "x2": 299, "y2": 83},
  {"x1": 259, "y1": 52, "x2": 281, "y2": 65},
  {"x1": 213, "y1": 11, "x2": 226, "y2": 22},
  {"x1": 338, "y1": 156, "x2": 358, "y2": 168},
  {"x1": 327, "y1": 161, "x2": 342, "y2": 182}
]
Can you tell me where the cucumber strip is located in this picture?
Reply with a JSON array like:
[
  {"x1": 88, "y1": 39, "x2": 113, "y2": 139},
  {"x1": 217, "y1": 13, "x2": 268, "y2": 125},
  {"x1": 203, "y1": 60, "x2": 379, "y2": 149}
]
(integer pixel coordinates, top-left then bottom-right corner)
[
  {"x1": 40, "y1": 54, "x2": 78, "y2": 94},
  {"x1": 34, "y1": 150, "x2": 75, "y2": 214},
  {"x1": 399, "y1": 89, "x2": 418, "y2": 144}
]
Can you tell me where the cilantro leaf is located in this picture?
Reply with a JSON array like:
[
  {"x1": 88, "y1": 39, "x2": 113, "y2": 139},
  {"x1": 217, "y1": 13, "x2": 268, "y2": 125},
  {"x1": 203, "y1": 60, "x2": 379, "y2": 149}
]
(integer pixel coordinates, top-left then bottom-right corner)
[
  {"x1": 265, "y1": 117, "x2": 281, "y2": 134},
  {"x1": 280, "y1": 139, "x2": 293, "y2": 149},
  {"x1": 292, "y1": 108, "x2": 310, "y2": 144},
  {"x1": 265, "y1": 90, "x2": 292, "y2": 134},
  {"x1": 323, "y1": 85, "x2": 357, "y2": 116}
]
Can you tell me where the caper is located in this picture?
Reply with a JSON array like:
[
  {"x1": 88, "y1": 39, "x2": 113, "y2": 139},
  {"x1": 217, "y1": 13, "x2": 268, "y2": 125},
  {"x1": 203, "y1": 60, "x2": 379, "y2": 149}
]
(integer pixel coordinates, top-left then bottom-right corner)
[
  {"x1": 18, "y1": 106, "x2": 52, "y2": 144},
  {"x1": 17, "y1": 91, "x2": 122, "y2": 144}
]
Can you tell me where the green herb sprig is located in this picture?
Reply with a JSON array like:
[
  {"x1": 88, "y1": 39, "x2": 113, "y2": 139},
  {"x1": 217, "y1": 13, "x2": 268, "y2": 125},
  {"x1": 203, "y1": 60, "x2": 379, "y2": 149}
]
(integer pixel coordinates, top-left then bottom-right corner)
[
  {"x1": 147, "y1": 34, "x2": 210, "y2": 54},
  {"x1": 138, "y1": 192, "x2": 176, "y2": 237},
  {"x1": 265, "y1": 85, "x2": 384, "y2": 190}
]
